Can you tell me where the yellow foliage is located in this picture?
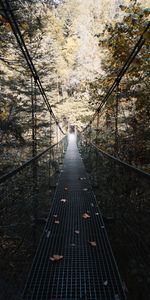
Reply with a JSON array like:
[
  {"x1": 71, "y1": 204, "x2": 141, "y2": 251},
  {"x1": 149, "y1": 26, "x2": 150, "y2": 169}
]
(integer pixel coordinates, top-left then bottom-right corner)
[
  {"x1": 21, "y1": 22, "x2": 29, "y2": 31},
  {"x1": 45, "y1": 11, "x2": 65, "y2": 45},
  {"x1": 143, "y1": 30, "x2": 150, "y2": 41},
  {"x1": 5, "y1": 23, "x2": 12, "y2": 32},
  {"x1": 0, "y1": 15, "x2": 7, "y2": 23},
  {"x1": 0, "y1": 110, "x2": 9, "y2": 121},
  {"x1": 0, "y1": 15, "x2": 11, "y2": 31}
]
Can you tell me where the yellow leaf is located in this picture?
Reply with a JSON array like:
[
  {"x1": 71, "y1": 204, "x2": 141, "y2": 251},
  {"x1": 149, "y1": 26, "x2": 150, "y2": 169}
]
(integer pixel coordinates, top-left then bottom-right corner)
[
  {"x1": 88, "y1": 241, "x2": 97, "y2": 247},
  {"x1": 0, "y1": 111, "x2": 9, "y2": 121},
  {"x1": 49, "y1": 255, "x2": 63, "y2": 262},
  {"x1": 64, "y1": 187, "x2": 68, "y2": 191},
  {"x1": 5, "y1": 23, "x2": 12, "y2": 32},
  {"x1": 0, "y1": 15, "x2": 8, "y2": 24},
  {"x1": 82, "y1": 213, "x2": 91, "y2": 219},
  {"x1": 21, "y1": 22, "x2": 29, "y2": 31},
  {"x1": 75, "y1": 230, "x2": 80, "y2": 234},
  {"x1": 60, "y1": 199, "x2": 67, "y2": 203},
  {"x1": 54, "y1": 220, "x2": 60, "y2": 224}
]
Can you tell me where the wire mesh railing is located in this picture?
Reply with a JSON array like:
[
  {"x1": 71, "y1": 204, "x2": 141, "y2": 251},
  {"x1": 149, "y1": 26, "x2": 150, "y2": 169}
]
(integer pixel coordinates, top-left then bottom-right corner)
[
  {"x1": 0, "y1": 1, "x2": 68, "y2": 298},
  {"x1": 0, "y1": 136, "x2": 68, "y2": 299},
  {"x1": 77, "y1": 134, "x2": 150, "y2": 299}
]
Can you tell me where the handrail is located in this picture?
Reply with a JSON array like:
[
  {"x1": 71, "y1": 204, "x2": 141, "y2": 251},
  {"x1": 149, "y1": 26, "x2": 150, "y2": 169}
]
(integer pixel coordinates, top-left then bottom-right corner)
[
  {"x1": 78, "y1": 132, "x2": 150, "y2": 179},
  {"x1": 91, "y1": 142, "x2": 150, "y2": 179},
  {"x1": 0, "y1": 137, "x2": 67, "y2": 184}
]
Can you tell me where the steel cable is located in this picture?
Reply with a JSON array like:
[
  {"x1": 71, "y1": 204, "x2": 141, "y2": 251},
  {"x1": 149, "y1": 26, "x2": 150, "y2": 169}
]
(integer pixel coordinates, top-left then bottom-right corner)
[
  {"x1": 83, "y1": 22, "x2": 150, "y2": 131},
  {"x1": 0, "y1": 0, "x2": 65, "y2": 135}
]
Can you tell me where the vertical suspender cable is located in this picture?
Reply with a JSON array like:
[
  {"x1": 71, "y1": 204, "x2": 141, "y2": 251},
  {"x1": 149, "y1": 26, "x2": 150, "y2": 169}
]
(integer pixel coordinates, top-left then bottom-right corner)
[{"x1": 0, "y1": 0, "x2": 65, "y2": 135}]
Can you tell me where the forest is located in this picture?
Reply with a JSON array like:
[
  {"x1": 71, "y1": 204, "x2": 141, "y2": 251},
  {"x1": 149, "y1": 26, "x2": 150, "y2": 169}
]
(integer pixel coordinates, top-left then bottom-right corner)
[
  {"x1": 0, "y1": 0, "x2": 149, "y2": 173},
  {"x1": 0, "y1": 0, "x2": 150, "y2": 300}
]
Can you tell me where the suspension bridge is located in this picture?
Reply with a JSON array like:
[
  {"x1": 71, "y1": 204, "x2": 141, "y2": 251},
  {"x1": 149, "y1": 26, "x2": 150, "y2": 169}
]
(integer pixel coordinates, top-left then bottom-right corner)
[{"x1": 0, "y1": 1, "x2": 150, "y2": 300}]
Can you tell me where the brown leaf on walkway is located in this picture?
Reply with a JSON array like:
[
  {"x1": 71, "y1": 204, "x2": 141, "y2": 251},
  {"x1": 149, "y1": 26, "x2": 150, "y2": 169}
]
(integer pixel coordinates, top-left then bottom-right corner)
[
  {"x1": 49, "y1": 255, "x2": 63, "y2": 262},
  {"x1": 54, "y1": 220, "x2": 60, "y2": 224},
  {"x1": 88, "y1": 241, "x2": 97, "y2": 247},
  {"x1": 82, "y1": 213, "x2": 90, "y2": 219},
  {"x1": 75, "y1": 230, "x2": 80, "y2": 234},
  {"x1": 60, "y1": 199, "x2": 67, "y2": 203}
]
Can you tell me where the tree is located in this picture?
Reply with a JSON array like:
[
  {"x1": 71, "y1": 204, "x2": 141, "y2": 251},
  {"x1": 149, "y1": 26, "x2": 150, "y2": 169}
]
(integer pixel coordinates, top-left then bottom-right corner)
[{"x1": 88, "y1": 2, "x2": 150, "y2": 168}]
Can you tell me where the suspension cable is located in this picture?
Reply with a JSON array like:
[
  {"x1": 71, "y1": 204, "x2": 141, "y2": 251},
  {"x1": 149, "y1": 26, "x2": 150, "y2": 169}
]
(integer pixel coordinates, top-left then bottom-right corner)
[
  {"x1": 0, "y1": 138, "x2": 66, "y2": 184},
  {"x1": 83, "y1": 21, "x2": 150, "y2": 131},
  {"x1": 0, "y1": 0, "x2": 65, "y2": 135}
]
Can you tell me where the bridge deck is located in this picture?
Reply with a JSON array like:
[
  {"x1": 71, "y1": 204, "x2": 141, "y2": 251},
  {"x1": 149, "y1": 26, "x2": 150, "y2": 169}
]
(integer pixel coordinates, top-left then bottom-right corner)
[{"x1": 23, "y1": 134, "x2": 126, "y2": 300}]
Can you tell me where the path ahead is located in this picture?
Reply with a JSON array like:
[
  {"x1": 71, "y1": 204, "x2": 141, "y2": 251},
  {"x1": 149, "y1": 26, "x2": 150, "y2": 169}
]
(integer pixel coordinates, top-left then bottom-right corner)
[{"x1": 23, "y1": 134, "x2": 126, "y2": 300}]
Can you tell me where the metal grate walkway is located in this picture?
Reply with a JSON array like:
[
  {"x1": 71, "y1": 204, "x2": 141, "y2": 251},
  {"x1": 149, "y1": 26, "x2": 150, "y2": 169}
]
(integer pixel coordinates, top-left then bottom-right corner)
[{"x1": 23, "y1": 134, "x2": 126, "y2": 300}]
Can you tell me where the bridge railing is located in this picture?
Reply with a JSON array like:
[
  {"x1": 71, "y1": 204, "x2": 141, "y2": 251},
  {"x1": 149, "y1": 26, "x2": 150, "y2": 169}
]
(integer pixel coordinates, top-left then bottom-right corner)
[
  {"x1": 0, "y1": 2, "x2": 68, "y2": 296},
  {"x1": 0, "y1": 135, "x2": 68, "y2": 211},
  {"x1": 78, "y1": 133, "x2": 150, "y2": 296},
  {"x1": 0, "y1": 135, "x2": 67, "y2": 295}
]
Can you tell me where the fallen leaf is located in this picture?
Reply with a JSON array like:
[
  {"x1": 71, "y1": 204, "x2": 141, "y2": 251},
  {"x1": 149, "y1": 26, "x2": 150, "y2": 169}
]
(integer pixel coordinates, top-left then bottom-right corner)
[
  {"x1": 79, "y1": 177, "x2": 86, "y2": 181},
  {"x1": 101, "y1": 226, "x2": 105, "y2": 229},
  {"x1": 60, "y1": 199, "x2": 67, "y2": 203},
  {"x1": 88, "y1": 241, "x2": 97, "y2": 247},
  {"x1": 91, "y1": 203, "x2": 94, "y2": 207},
  {"x1": 103, "y1": 280, "x2": 108, "y2": 286},
  {"x1": 70, "y1": 243, "x2": 76, "y2": 247},
  {"x1": 95, "y1": 212, "x2": 99, "y2": 216},
  {"x1": 49, "y1": 255, "x2": 63, "y2": 262},
  {"x1": 54, "y1": 220, "x2": 60, "y2": 224},
  {"x1": 64, "y1": 187, "x2": 68, "y2": 191},
  {"x1": 53, "y1": 214, "x2": 58, "y2": 218},
  {"x1": 82, "y1": 213, "x2": 90, "y2": 219},
  {"x1": 83, "y1": 188, "x2": 88, "y2": 191},
  {"x1": 75, "y1": 230, "x2": 80, "y2": 234}
]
